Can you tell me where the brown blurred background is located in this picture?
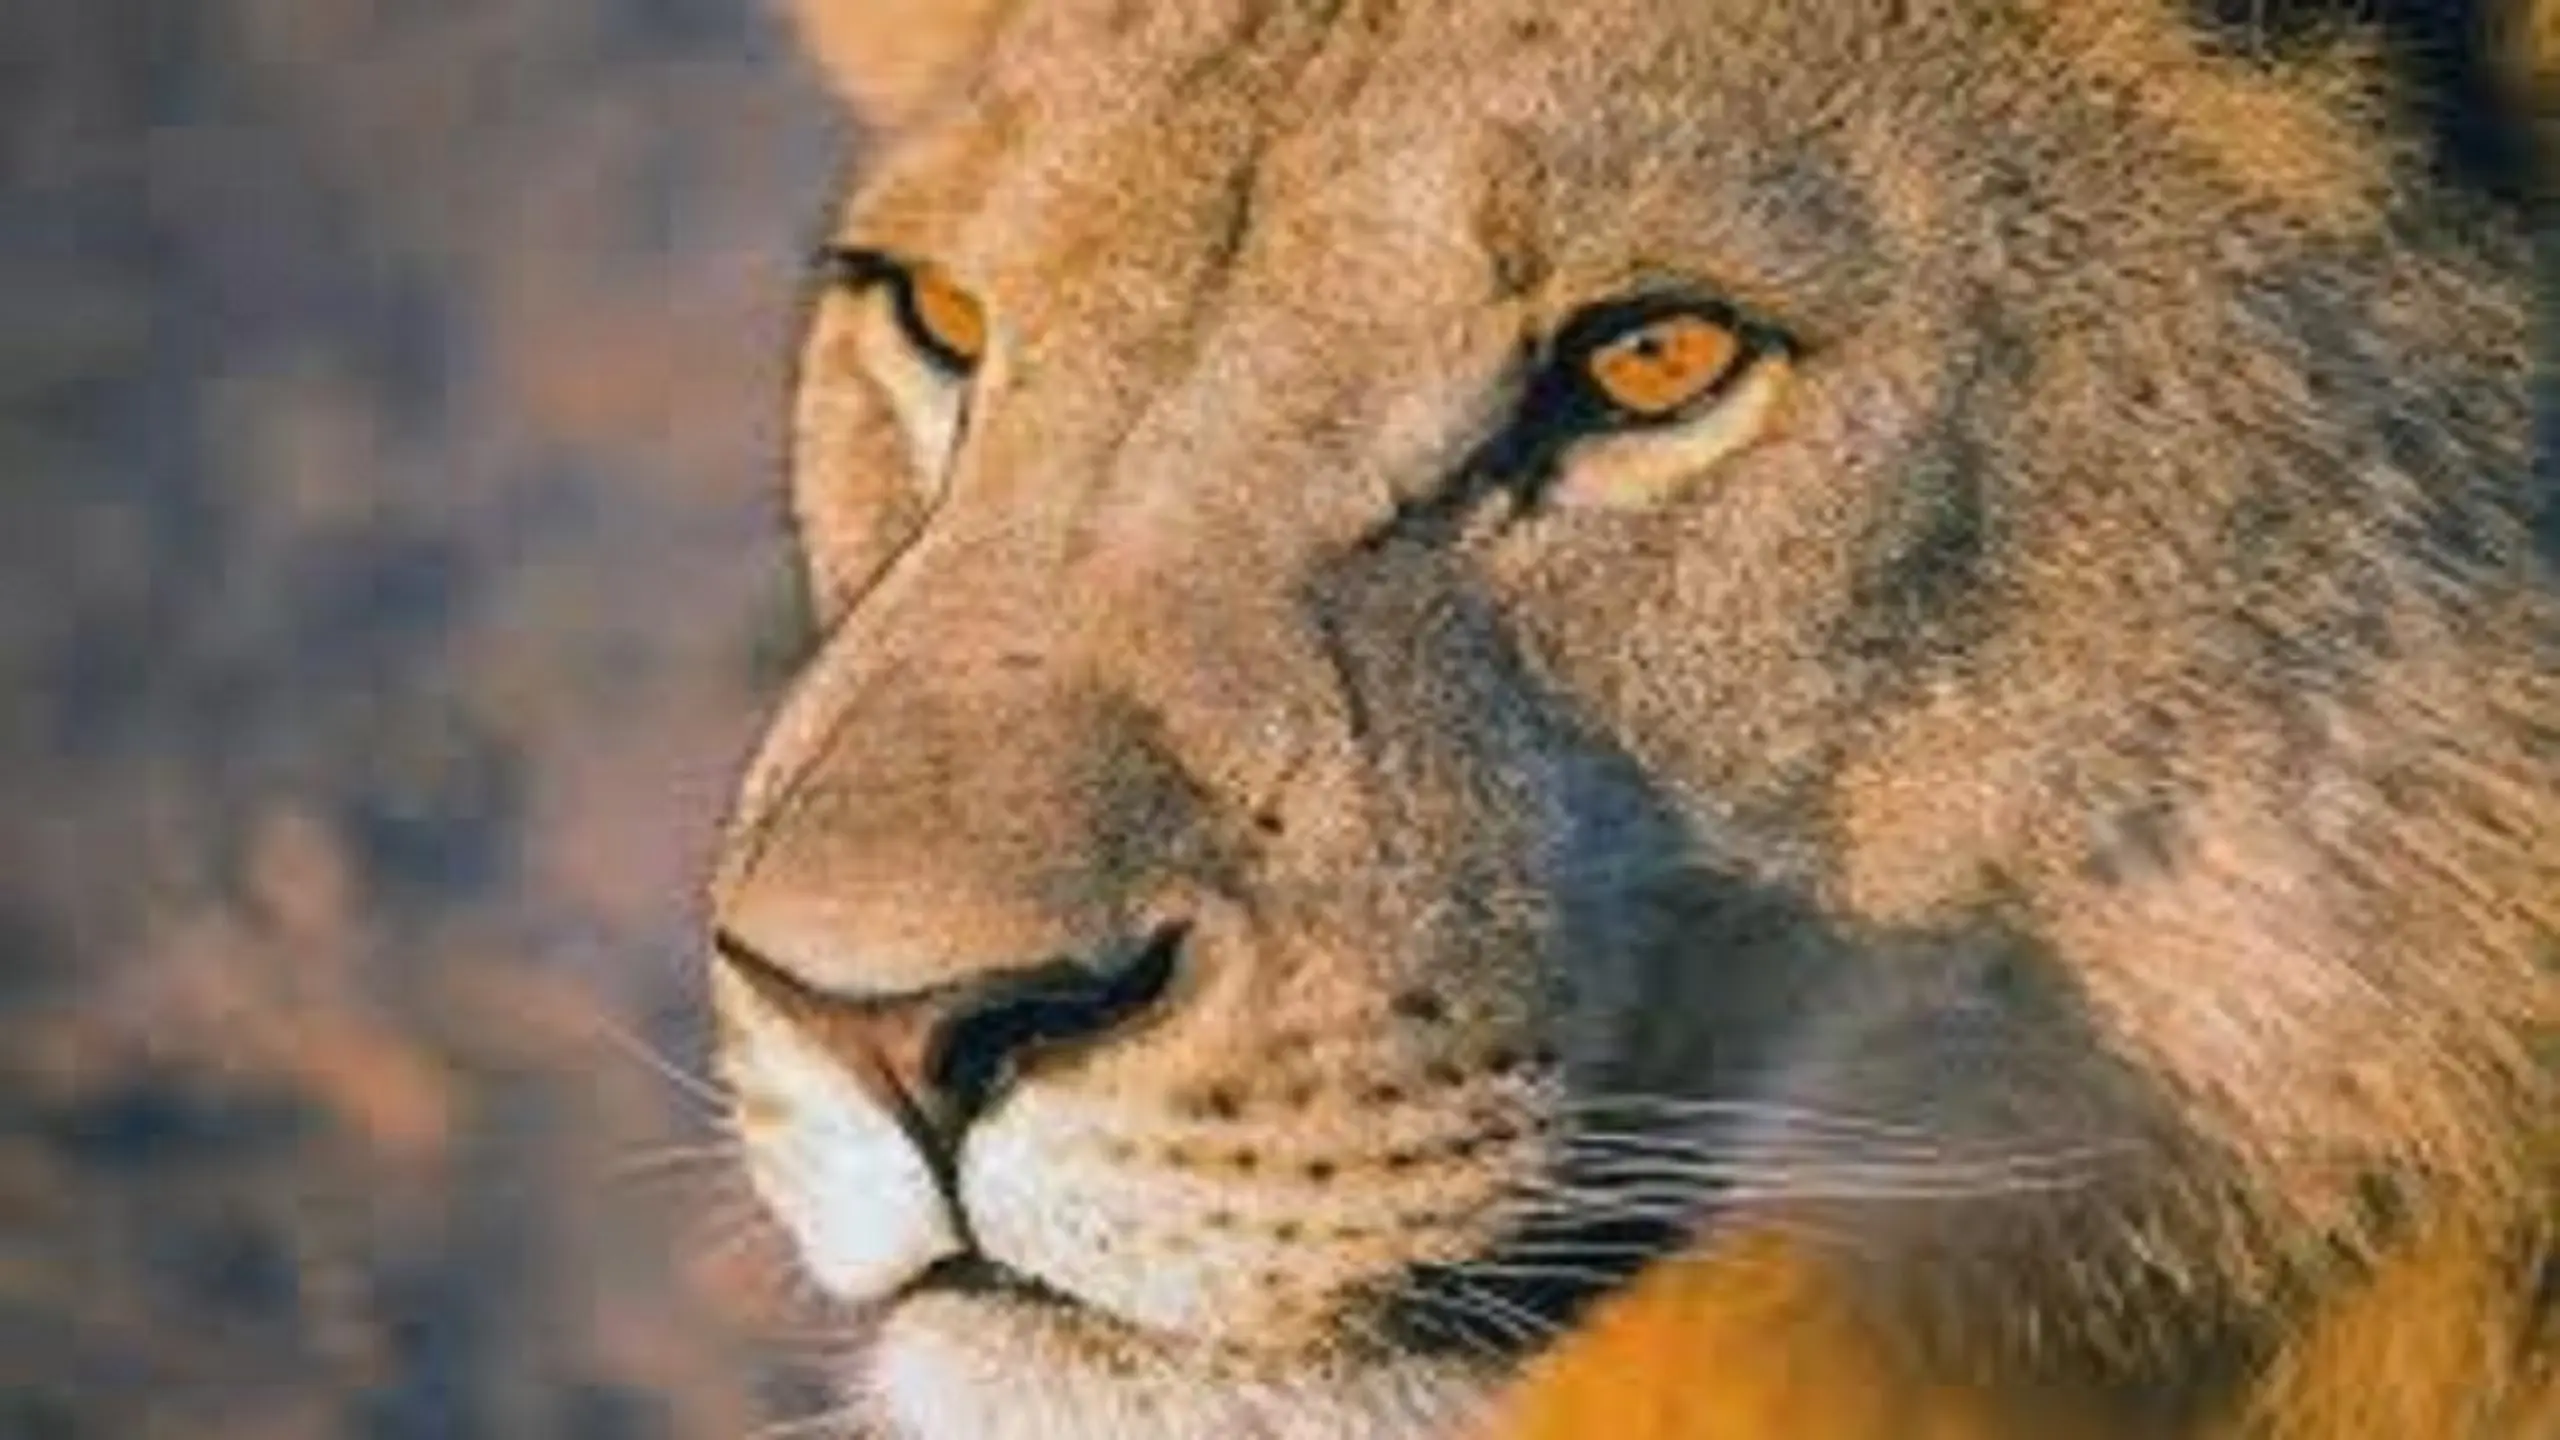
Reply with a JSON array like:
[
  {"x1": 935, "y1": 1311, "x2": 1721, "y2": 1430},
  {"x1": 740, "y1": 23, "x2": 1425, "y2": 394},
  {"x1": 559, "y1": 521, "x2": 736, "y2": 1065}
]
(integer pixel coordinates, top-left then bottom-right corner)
[
  {"x1": 1, "y1": 4, "x2": 846, "y2": 1435},
  {"x1": 2, "y1": 5, "x2": 2548, "y2": 1440}
]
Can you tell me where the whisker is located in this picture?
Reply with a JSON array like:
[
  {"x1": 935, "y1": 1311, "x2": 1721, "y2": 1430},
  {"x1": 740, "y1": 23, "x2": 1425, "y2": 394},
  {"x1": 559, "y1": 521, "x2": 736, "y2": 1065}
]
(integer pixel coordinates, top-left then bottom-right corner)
[
  {"x1": 1321, "y1": 1305, "x2": 1505, "y2": 1438},
  {"x1": 1548, "y1": 1129, "x2": 2128, "y2": 1174},
  {"x1": 1536, "y1": 1158, "x2": 2119, "y2": 1194},
  {"x1": 749, "y1": 1325, "x2": 873, "y2": 1355},
  {"x1": 1473, "y1": 1233, "x2": 1689, "y2": 1258},
  {"x1": 747, "y1": 1402, "x2": 866, "y2": 1440},
  {"x1": 585, "y1": 1011, "x2": 732, "y2": 1116},
  {"x1": 1487, "y1": 1148, "x2": 2116, "y2": 1239},
  {"x1": 1371, "y1": 1284, "x2": 1524, "y2": 1369},
  {"x1": 1505, "y1": 1173, "x2": 1710, "y2": 1204},
  {"x1": 1535, "y1": 1167, "x2": 2107, "y2": 1203},
  {"x1": 1329, "y1": 1305, "x2": 1412, "y2": 1365},
  {"x1": 1555, "y1": 1131, "x2": 2016, "y2": 1171},
  {"x1": 1508, "y1": 1172, "x2": 2101, "y2": 1213},
  {"x1": 1403, "y1": 1292, "x2": 1539, "y2": 1357},
  {"x1": 682, "y1": 1192, "x2": 782, "y2": 1261},
  {"x1": 1435, "y1": 1258, "x2": 1634, "y2": 1292},
  {"x1": 1549, "y1": 1094, "x2": 1945, "y2": 1141},
  {"x1": 609, "y1": 1138, "x2": 747, "y2": 1181},
  {"x1": 1553, "y1": 1148, "x2": 2122, "y2": 1189},
  {"x1": 1392, "y1": 1365, "x2": 1498, "y2": 1440},
  {"x1": 1560, "y1": 1120, "x2": 2136, "y2": 1159},
  {"x1": 1439, "y1": 1274, "x2": 1568, "y2": 1347}
]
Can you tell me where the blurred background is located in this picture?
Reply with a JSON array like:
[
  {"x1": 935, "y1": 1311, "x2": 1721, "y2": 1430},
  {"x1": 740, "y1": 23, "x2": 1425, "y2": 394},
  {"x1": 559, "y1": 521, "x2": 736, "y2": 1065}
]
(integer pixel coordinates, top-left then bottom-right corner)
[
  {"x1": 2, "y1": 3, "x2": 844, "y2": 1435},
  {"x1": 1, "y1": 4, "x2": 2546, "y2": 1440}
]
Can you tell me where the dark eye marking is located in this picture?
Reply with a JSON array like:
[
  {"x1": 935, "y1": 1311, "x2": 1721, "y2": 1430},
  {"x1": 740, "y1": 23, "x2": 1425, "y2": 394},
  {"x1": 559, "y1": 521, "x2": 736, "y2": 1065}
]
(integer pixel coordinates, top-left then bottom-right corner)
[
  {"x1": 1364, "y1": 289, "x2": 1798, "y2": 549},
  {"x1": 815, "y1": 245, "x2": 988, "y2": 377}
]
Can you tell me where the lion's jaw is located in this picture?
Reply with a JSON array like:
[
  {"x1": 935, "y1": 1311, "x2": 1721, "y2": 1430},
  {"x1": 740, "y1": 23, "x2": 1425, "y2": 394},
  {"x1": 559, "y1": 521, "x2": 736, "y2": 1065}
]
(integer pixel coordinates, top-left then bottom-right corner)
[{"x1": 711, "y1": 0, "x2": 2552, "y2": 1435}]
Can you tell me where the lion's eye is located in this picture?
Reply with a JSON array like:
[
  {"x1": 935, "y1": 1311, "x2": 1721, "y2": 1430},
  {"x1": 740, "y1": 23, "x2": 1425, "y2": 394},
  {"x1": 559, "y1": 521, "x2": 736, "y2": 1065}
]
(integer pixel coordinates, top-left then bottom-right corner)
[
  {"x1": 819, "y1": 246, "x2": 988, "y2": 379},
  {"x1": 811, "y1": 245, "x2": 988, "y2": 488},
  {"x1": 1561, "y1": 298, "x2": 1789, "y2": 427},
  {"x1": 1583, "y1": 311, "x2": 1744, "y2": 419},
  {"x1": 1529, "y1": 296, "x2": 1796, "y2": 510},
  {"x1": 896, "y1": 263, "x2": 988, "y2": 374}
]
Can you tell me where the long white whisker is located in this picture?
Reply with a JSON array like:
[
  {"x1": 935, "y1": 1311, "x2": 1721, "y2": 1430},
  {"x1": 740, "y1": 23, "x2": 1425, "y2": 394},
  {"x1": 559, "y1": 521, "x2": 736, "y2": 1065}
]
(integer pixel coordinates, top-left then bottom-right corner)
[
  {"x1": 1436, "y1": 1258, "x2": 1634, "y2": 1291},
  {"x1": 747, "y1": 1401, "x2": 866, "y2": 1440},
  {"x1": 1554, "y1": 1130, "x2": 2033, "y2": 1170},
  {"x1": 1549, "y1": 1095, "x2": 1944, "y2": 1140},
  {"x1": 1559, "y1": 1122, "x2": 2135, "y2": 1159},
  {"x1": 1367, "y1": 1270, "x2": 1538, "y2": 1366},
  {"x1": 1553, "y1": 1149, "x2": 2120, "y2": 1189},
  {"x1": 609, "y1": 1138, "x2": 747, "y2": 1181},
  {"x1": 1439, "y1": 1275, "x2": 1568, "y2": 1347},
  {"x1": 586, "y1": 1011, "x2": 732, "y2": 1115},
  {"x1": 1510, "y1": 1173, "x2": 2099, "y2": 1210}
]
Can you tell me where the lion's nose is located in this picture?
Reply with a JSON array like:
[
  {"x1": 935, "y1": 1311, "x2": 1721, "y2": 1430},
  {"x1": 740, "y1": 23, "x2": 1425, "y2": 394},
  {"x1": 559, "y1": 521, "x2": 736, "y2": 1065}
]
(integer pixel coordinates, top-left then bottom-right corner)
[{"x1": 712, "y1": 924, "x2": 1185, "y2": 1169}]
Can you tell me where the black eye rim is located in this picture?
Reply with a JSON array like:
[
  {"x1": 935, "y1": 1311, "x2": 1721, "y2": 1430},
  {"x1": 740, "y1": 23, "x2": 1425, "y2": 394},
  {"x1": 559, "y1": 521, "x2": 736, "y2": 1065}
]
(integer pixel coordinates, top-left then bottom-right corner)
[
  {"x1": 814, "y1": 244, "x2": 983, "y2": 378},
  {"x1": 1546, "y1": 290, "x2": 1796, "y2": 431}
]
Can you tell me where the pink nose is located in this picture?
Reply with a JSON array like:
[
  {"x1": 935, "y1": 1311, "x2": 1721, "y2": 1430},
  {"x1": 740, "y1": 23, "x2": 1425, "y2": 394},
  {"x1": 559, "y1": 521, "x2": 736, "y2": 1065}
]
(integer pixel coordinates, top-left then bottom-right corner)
[{"x1": 711, "y1": 925, "x2": 1186, "y2": 1170}]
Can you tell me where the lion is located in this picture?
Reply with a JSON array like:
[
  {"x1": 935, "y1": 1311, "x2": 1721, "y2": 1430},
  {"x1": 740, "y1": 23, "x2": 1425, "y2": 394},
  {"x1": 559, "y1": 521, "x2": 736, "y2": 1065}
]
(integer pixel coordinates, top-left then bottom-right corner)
[{"x1": 702, "y1": 1, "x2": 2560, "y2": 1436}]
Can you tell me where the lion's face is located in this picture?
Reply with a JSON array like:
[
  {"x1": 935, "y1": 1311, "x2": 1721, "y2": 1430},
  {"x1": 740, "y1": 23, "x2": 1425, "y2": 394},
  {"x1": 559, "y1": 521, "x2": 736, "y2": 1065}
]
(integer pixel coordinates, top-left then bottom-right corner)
[{"x1": 708, "y1": 2, "x2": 2550, "y2": 1437}]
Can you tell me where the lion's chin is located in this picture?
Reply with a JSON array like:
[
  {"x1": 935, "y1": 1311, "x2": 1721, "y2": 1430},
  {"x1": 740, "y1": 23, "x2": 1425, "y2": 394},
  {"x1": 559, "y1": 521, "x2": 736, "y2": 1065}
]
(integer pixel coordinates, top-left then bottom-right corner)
[{"x1": 860, "y1": 1287, "x2": 1495, "y2": 1440}]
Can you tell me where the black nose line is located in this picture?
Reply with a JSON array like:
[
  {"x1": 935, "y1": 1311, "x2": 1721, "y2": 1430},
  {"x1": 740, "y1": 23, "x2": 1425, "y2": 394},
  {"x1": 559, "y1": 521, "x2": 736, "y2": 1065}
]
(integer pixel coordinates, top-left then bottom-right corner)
[
  {"x1": 928, "y1": 921, "x2": 1190, "y2": 1112},
  {"x1": 710, "y1": 927, "x2": 825, "y2": 1007}
]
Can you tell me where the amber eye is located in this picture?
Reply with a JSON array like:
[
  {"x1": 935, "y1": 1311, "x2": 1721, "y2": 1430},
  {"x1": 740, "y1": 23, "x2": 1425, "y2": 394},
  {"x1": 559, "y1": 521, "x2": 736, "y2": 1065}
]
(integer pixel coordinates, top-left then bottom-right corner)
[
  {"x1": 818, "y1": 247, "x2": 988, "y2": 376},
  {"x1": 898, "y1": 263, "x2": 987, "y2": 373},
  {"x1": 1581, "y1": 309, "x2": 1748, "y2": 420}
]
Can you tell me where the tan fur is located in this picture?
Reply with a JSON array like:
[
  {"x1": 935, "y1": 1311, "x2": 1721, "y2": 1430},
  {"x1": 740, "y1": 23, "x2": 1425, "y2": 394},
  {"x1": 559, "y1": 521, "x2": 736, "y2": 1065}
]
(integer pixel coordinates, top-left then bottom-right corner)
[
  {"x1": 785, "y1": 0, "x2": 1010, "y2": 119},
  {"x1": 719, "y1": 2, "x2": 2560, "y2": 1436}
]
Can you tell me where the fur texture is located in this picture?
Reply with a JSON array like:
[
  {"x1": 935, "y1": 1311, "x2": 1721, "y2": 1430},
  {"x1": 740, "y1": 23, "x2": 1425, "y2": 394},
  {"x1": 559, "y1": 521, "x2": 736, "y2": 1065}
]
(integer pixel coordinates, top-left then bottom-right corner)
[{"x1": 714, "y1": 2, "x2": 2560, "y2": 1435}]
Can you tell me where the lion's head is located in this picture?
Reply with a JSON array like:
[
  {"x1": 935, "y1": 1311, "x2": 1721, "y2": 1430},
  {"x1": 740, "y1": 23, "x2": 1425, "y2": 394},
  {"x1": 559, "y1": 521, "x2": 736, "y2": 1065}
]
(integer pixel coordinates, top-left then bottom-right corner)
[{"x1": 705, "y1": 2, "x2": 2558, "y2": 1435}]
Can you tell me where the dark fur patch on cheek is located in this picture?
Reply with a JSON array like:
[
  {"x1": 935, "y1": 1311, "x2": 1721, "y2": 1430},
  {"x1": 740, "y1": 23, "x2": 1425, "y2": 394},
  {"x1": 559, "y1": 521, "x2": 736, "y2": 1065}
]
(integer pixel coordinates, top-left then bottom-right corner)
[
  {"x1": 2531, "y1": 1244, "x2": 2560, "y2": 1346},
  {"x1": 1759, "y1": 919, "x2": 2268, "y2": 1385},
  {"x1": 1831, "y1": 304, "x2": 2030, "y2": 692},
  {"x1": 1840, "y1": 433, "x2": 1996, "y2": 674},
  {"x1": 2078, "y1": 796, "x2": 2181, "y2": 887}
]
